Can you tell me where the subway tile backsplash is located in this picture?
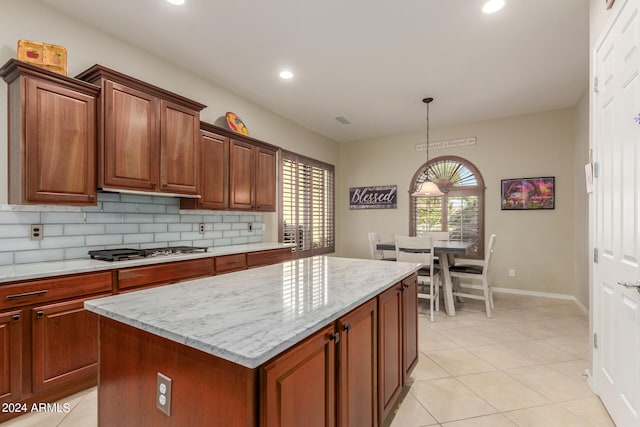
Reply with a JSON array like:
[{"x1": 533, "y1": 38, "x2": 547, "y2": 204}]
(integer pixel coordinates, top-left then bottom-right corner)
[{"x1": 0, "y1": 192, "x2": 263, "y2": 265}]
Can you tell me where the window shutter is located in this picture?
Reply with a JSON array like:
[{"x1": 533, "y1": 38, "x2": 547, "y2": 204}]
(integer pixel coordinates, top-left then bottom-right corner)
[{"x1": 281, "y1": 151, "x2": 335, "y2": 257}]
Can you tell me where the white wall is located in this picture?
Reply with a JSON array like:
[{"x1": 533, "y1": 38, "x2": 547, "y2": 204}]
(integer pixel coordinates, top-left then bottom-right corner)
[
  {"x1": 337, "y1": 108, "x2": 581, "y2": 296},
  {"x1": 0, "y1": 0, "x2": 339, "y2": 242},
  {"x1": 574, "y1": 90, "x2": 590, "y2": 309}
]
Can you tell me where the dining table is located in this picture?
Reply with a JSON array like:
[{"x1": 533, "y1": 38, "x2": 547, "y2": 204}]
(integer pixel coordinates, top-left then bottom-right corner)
[{"x1": 376, "y1": 240, "x2": 474, "y2": 316}]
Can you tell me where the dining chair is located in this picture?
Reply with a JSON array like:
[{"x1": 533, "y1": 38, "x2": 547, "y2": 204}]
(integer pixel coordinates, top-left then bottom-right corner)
[
  {"x1": 368, "y1": 232, "x2": 395, "y2": 261},
  {"x1": 395, "y1": 235, "x2": 440, "y2": 322},
  {"x1": 449, "y1": 234, "x2": 497, "y2": 318},
  {"x1": 420, "y1": 231, "x2": 449, "y2": 265}
]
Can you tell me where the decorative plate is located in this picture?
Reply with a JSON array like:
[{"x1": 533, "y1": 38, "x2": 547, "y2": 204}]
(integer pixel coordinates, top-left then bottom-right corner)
[{"x1": 225, "y1": 112, "x2": 249, "y2": 136}]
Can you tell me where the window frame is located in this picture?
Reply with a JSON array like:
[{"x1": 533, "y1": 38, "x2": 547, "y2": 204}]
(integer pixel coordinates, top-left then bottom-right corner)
[
  {"x1": 279, "y1": 150, "x2": 335, "y2": 258},
  {"x1": 409, "y1": 155, "x2": 485, "y2": 259}
]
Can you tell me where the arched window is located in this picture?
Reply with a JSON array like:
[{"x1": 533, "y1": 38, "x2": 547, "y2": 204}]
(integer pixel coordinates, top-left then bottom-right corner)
[{"x1": 409, "y1": 156, "x2": 485, "y2": 259}]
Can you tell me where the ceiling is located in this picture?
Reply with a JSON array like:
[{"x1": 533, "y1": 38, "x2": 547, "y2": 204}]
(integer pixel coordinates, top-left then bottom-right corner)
[{"x1": 39, "y1": 0, "x2": 589, "y2": 143}]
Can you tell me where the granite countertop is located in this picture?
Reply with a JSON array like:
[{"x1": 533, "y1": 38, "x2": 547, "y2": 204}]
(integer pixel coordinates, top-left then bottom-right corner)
[
  {"x1": 85, "y1": 256, "x2": 420, "y2": 369},
  {"x1": 0, "y1": 242, "x2": 293, "y2": 284}
]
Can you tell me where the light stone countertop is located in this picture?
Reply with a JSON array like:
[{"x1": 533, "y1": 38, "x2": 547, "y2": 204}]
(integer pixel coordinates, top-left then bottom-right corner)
[
  {"x1": 85, "y1": 256, "x2": 420, "y2": 369},
  {"x1": 0, "y1": 242, "x2": 293, "y2": 284}
]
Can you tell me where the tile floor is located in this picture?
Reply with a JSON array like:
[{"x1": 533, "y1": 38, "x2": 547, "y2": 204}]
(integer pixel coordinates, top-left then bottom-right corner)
[{"x1": 1, "y1": 293, "x2": 615, "y2": 427}]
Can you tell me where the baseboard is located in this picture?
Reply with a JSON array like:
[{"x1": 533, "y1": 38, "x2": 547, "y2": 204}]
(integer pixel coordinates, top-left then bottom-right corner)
[{"x1": 491, "y1": 287, "x2": 589, "y2": 314}]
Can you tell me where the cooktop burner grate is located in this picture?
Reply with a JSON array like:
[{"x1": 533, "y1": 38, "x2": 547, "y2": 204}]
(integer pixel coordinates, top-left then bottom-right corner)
[{"x1": 89, "y1": 246, "x2": 208, "y2": 262}]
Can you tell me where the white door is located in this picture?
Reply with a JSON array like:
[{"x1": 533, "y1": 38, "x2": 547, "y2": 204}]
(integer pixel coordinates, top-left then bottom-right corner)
[{"x1": 593, "y1": 0, "x2": 640, "y2": 425}]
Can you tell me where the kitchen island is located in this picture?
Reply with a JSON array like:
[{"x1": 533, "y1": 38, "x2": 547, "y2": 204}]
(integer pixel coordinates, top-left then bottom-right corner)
[{"x1": 85, "y1": 256, "x2": 420, "y2": 426}]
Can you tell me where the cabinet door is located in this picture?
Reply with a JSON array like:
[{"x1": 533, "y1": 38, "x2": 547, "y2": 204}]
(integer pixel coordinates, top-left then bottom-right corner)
[
  {"x1": 254, "y1": 146, "x2": 277, "y2": 212},
  {"x1": 377, "y1": 283, "x2": 403, "y2": 423},
  {"x1": 103, "y1": 80, "x2": 159, "y2": 191},
  {"x1": 261, "y1": 324, "x2": 336, "y2": 427},
  {"x1": 402, "y1": 274, "x2": 419, "y2": 380},
  {"x1": 198, "y1": 130, "x2": 228, "y2": 209},
  {"x1": 229, "y1": 139, "x2": 255, "y2": 210},
  {"x1": 22, "y1": 77, "x2": 97, "y2": 205},
  {"x1": 0, "y1": 310, "x2": 21, "y2": 403},
  {"x1": 338, "y1": 299, "x2": 377, "y2": 427},
  {"x1": 160, "y1": 100, "x2": 199, "y2": 194},
  {"x1": 31, "y1": 297, "x2": 103, "y2": 393}
]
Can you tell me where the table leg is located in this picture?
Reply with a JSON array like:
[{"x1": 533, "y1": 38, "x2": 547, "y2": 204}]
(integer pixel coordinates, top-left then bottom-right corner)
[{"x1": 439, "y1": 253, "x2": 456, "y2": 316}]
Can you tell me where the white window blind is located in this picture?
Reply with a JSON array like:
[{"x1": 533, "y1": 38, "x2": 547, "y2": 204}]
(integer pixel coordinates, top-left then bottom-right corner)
[{"x1": 281, "y1": 151, "x2": 335, "y2": 257}]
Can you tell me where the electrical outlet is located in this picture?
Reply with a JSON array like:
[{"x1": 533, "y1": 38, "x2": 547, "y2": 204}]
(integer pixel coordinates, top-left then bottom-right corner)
[
  {"x1": 198, "y1": 223, "x2": 205, "y2": 234},
  {"x1": 157, "y1": 372, "x2": 172, "y2": 416},
  {"x1": 508, "y1": 268, "x2": 516, "y2": 277},
  {"x1": 29, "y1": 224, "x2": 43, "y2": 241}
]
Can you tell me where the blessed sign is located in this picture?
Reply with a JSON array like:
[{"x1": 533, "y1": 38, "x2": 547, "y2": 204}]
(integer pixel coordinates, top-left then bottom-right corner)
[{"x1": 349, "y1": 185, "x2": 397, "y2": 209}]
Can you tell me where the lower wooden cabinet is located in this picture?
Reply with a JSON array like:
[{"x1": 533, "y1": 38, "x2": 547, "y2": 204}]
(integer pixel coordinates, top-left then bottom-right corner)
[
  {"x1": 261, "y1": 324, "x2": 337, "y2": 427},
  {"x1": 215, "y1": 253, "x2": 247, "y2": 273},
  {"x1": 261, "y1": 296, "x2": 385, "y2": 427},
  {"x1": 247, "y1": 248, "x2": 293, "y2": 268},
  {"x1": 31, "y1": 297, "x2": 105, "y2": 393},
  {"x1": 338, "y1": 299, "x2": 378, "y2": 427},
  {"x1": 0, "y1": 310, "x2": 22, "y2": 404},
  {"x1": 117, "y1": 258, "x2": 214, "y2": 292},
  {"x1": 377, "y1": 273, "x2": 419, "y2": 423}
]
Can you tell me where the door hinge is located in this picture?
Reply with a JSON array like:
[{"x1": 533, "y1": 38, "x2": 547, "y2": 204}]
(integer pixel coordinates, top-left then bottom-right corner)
[
  {"x1": 593, "y1": 162, "x2": 599, "y2": 178},
  {"x1": 594, "y1": 248, "x2": 599, "y2": 264},
  {"x1": 593, "y1": 76, "x2": 599, "y2": 93},
  {"x1": 593, "y1": 333, "x2": 598, "y2": 349}
]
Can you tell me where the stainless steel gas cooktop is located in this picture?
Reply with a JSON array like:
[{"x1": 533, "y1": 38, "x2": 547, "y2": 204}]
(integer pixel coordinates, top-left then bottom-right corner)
[{"x1": 88, "y1": 246, "x2": 208, "y2": 262}]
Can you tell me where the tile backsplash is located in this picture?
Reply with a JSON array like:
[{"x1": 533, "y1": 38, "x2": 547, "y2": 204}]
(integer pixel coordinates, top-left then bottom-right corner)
[{"x1": 0, "y1": 192, "x2": 263, "y2": 265}]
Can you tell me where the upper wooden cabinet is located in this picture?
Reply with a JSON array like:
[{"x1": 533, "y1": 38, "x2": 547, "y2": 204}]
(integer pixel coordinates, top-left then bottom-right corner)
[
  {"x1": 229, "y1": 139, "x2": 277, "y2": 211},
  {"x1": 0, "y1": 59, "x2": 99, "y2": 205},
  {"x1": 181, "y1": 123, "x2": 277, "y2": 212},
  {"x1": 76, "y1": 65, "x2": 205, "y2": 196}
]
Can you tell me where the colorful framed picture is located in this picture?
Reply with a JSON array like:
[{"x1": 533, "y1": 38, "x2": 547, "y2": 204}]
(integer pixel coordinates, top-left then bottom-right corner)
[{"x1": 501, "y1": 177, "x2": 555, "y2": 210}]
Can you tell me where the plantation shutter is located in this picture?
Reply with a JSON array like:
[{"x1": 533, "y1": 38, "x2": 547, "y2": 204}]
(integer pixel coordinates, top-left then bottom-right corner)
[{"x1": 281, "y1": 151, "x2": 335, "y2": 257}]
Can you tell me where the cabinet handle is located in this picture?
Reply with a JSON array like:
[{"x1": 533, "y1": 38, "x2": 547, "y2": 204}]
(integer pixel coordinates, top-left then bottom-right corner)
[
  {"x1": 12, "y1": 314, "x2": 20, "y2": 322},
  {"x1": 403, "y1": 283, "x2": 410, "y2": 289},
  {"x1": 6, "y1": 290, "x2": 48, "y2": 300},
  {"x1": 343, "y1": 324, "x2": 351, "y2": 333},
  {"x1": 36, "y1": 311, "x2": 44, "y2": 319},
  {"x1": 162, "y1": 183, "x2": 168, "y2": 189},
  {"x1": 151, "y1": 182, "x2": 157, "y2": 188},
  {"x1": 329, "y1": 331, "x2": 340, "y2": 344},
  {"x1": 89, "y1": 195, "x2": 95, "y2": 201}
]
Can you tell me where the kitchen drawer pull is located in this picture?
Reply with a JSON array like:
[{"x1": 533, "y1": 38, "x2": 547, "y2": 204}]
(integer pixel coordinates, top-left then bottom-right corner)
[
  {"x1": 12, "y1": 314, "x2": 20, "y2": 322},
  {"x1": 36, "y1": 311, "x2": 44, "y2": 319},
  {"x1": 6, "y1": 290, "x2": 48, "y2": 300}
]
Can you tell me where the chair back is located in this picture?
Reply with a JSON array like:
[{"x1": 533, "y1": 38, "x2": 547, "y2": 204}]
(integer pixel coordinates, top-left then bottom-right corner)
[
  {"x1": 483, "y1": 234, "x2": 497, "y2": 279},
  {"x1": 395, "y1": 235, "x2": 434, "y2": 268},
  {"x1": 421, "y1": 231, "x2": 450, "y2": 242},
  {"x1": 368, "y1": 232, "x2": 381, "y2": 259}
]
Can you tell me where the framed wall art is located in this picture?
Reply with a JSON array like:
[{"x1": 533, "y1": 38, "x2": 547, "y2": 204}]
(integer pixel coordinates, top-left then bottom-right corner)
[
  {"x1": 349, "y1": 185, "x2": 397, "y2": 209},
  {"x1": 501, "y1": 177, "x2": 555, "y2": 210}
]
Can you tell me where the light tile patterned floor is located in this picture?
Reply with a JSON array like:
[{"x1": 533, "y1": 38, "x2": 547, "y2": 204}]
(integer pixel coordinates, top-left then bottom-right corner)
[
  {"x1": 385, "y1": 293, "x2": 615, "y2": 427},
  {"x1": 1, "y1": 294, "x2": 615, "y2": 426}
]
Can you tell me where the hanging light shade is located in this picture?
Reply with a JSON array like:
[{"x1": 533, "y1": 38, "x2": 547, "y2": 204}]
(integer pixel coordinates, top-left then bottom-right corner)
[{"x1": 412, "y1": 97, "x2": 444, "y2": 197}]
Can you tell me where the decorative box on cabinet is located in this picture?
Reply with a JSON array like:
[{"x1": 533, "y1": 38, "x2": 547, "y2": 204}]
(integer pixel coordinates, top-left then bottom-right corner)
[
  {"x1": 76, "y1": 64, "x2": 206, "y2": 196},
  {"x1": 0, "y1": 59, "x2": 99, "y2": 205}
]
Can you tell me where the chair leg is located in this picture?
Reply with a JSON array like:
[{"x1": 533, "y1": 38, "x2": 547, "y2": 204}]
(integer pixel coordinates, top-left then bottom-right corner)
[
  {"x1": 429, "y1": 280, "x2": 434, "y2": 322},
  {"x1": 482, "y1": 277, "x2": 492, "y2": 318},
  {"x1": 435, "y1": 277, "x2": 440, "y2": 312}
]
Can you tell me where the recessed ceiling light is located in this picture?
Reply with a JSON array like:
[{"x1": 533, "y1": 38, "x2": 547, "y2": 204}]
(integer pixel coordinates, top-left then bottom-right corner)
[
  {"x1": 279, "y1": 70, "x2": 294, "y2": 80},
  {"x1": 482, "y1": 0, "x2": 505, "y2": 14},
  {"x1": 166, "y1": 0, "x2": 185, "y2": 5}
]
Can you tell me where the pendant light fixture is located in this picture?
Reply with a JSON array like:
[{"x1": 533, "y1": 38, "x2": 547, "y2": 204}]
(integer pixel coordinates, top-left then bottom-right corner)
[{"x1": 412, "y1": 97, "x2": 444, "y2": 197}]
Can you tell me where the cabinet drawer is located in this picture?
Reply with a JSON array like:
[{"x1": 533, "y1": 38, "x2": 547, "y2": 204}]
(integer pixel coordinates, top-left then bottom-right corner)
[
  {"x1": 0, "y1": 272, "x2": 113, "y2": 310},
  {"x1": 214, "y1": 253, "x2": 247, "y2": 273},
  {"x1": 117, "y1": 258, "x2": 214, "y2": 291},
  {"x1": 247, "y1": 248, "x2": 292, "y2": 268}
]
